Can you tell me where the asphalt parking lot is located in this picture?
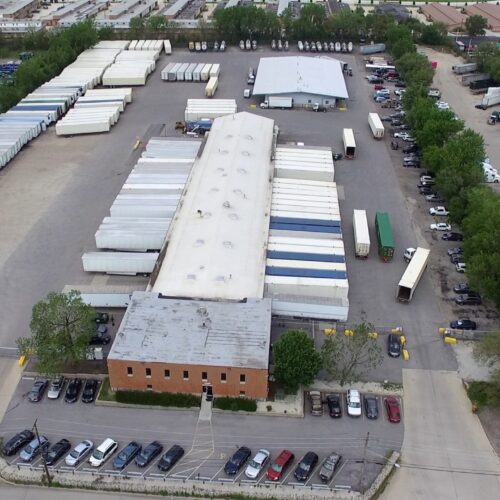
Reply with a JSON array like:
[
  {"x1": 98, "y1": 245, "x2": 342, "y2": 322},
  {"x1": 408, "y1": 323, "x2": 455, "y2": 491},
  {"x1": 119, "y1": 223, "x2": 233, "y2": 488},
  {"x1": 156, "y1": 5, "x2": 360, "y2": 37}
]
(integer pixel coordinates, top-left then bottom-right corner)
[{"x1": 1, "y1": 376, "x2": 403, "y2": 492}]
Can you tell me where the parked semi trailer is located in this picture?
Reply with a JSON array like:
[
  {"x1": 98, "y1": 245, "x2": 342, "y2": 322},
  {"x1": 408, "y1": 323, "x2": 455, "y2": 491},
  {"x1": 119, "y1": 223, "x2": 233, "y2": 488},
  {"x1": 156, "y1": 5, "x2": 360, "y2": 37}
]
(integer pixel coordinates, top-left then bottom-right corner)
[
  {"x1": 375, "y1": 212, "x2": 394, "y2": 262},
  {"x1": 477, "y1": 87, "x2": 500, "y2": 110},
  {"x1": 360, "y1": 43, "x2": 385, "y2": 55},
  {"x1": 353, "y1": 209, "x2": 370, "y2": 258},
  {"x1": 396, "y1": 247, "x2": 430, "y2": 302},
  {"x1": 368, "y1": 112, "x2": 384, "y2": 139},
  {"x1": 342, "y1": 128, "x2": 356, "y2": 158},
  {"x1": 452, "y1": 62, "x2": 477, "y2": 74},
  {"x1": 205, "y1": 76, "x2": 218, "y2": 97}
]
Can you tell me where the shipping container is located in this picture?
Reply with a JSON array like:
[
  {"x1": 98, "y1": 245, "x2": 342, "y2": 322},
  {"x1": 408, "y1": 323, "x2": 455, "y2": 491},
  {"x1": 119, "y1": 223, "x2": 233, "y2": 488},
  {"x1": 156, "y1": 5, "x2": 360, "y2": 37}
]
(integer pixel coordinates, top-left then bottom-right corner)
[
  {"x1": 164, "y1": 39, "x2": 172, "y2": 55},
  {"x1": 342, "y1": 128, "x2": 356, "y2": 157},
  {"x1": 193, "y1": 63, "x2": 205, "y2": 82},
  {"x1": 368, "y1": 112, "x2": 384, "y2": 139},
  {"x1": 375, "y1": 212, "x2": 394, "y2": 262},
  {"x1": 176, "y1": 63, "x2": 189, "y2": 81},
  {"x1": 452, "y1": 62, "x2": 477, "y2": 74},
  {"x1": 204, "y1": 77, "x2": 218, "y2": 97},
  {"x1": 209, "y1": 63, "x2": 220, "y2": 78},
  {"x1": 201, "y1": 64, "x2": 212, "y2": 81},
  {"x1": 184, "y1": 63, "x2": 197, "y2": 81},
  {"x1": 396, "y1": 247, "x2": 430, "y2": 302},
  {"x1": 353, "y1": 209, "x2": 370, "y2": 258},
  {"x1": 82, "y1": 252, "x2": 158, "y2": 275}
]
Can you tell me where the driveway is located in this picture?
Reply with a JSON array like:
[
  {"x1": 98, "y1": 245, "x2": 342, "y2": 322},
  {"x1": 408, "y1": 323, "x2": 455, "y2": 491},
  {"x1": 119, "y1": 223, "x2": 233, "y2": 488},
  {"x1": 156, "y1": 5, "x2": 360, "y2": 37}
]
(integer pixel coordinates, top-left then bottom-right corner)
[{"x1": 382, "y1": 369, "x2": 500, "y2": 499}]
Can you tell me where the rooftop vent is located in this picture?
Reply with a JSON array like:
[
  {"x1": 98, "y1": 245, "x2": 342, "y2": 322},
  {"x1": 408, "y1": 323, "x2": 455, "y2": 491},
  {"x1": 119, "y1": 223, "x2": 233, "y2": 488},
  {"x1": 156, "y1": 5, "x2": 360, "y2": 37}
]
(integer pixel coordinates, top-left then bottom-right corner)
[
  {"x1": 222, "y1": 241, "x2": 233, "y2": 248},
  {"x1": 187, "y1": 274, "x2": 196, "y2": 280},
  {"x1": 223, "y1": 201, "x2": 231, "y2": 208},
  {"x1": 194, "y1": 239, "x2": 205, "y2": 247}
]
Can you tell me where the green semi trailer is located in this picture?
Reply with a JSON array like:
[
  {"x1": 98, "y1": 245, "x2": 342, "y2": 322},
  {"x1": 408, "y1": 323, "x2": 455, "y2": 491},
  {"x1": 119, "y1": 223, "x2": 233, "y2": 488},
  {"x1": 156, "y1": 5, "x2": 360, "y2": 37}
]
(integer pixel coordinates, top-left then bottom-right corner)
[{"x1": 375, "y1": 212, "x2": 395, "y2": 262}]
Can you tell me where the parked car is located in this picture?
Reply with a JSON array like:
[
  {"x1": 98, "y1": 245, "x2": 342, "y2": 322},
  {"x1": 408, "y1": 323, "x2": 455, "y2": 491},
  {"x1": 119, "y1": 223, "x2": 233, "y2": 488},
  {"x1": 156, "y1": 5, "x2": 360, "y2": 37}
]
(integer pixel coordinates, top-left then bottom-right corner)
[
  {"x1": 456, "y1": 262, "x2": 467, "y2": 273},
  {"x1": 135, "y1": 441, "x2": 163, "y2": 467},
  {"x1": 429, "y1": 206, "x2": 449, "y2": 216},
  {"x1": 426, "y1": 194, "x2": 444, "y2": 202},
  {"x1": 266, "y1": 449, "x2": 294, "y2": 481},
  {"x1": 318, "y1": 452, "x2": 341, "y2": 482},
  {"x1": 65, "y1": 440, "x2": 93, "y2": 466},
  {"x1": 2, "y1": 430, "x2": 34, "y2": 456},
  {"x1": 420, "y1": 175, "x2": 435, "y2": 184},
  {"x1": 245, "y1": 449, "x2": 270, "y2": 479},
  {"x1": 403, "y1": 160, "x2": 420, "y2": 168},
  {"x1": 393, "y1": 132, "x2": 414, "y2": 141},
  {"x1": 44, "y1": 438, "x2": 71, "y2": 466},
  {"x1": 403, "y1": 145, "x2": 419, "y2": 154},
  {"x1": 157, "y1": 444, "x2": 184, "y2": 472},
  {"x1": 309, "y1": 390, "x2": 323, "y2": 416},
  {"x1": 367, "y1": 76, "x2": 383, "y2": 84},
  {"x1": 89, "y1": 438, "x2": 118, "y2": 467},
  {"x1": 81, "y1": 379, "x2": 98, "y2": 403},
  {"x1": 455, "y1": 293, "x2": 481, "y2": 305},
  {"x1": 419, "y1": 187, "x2": 435, "y2": 196},
  {"x1": 113, "y1": 441, "x2": 142, "y2": 470},
  {"x1": 430, "y1": 223, "x2": 451, "y2": 231},
  {"x1": 64, "y1": 378, "x2": 82, "y2": 403},
  {"x1": 380, "y1": 115, "x2": 392, "y2": 122},
  {"x1": 384, "y1": 397, "x2": 401, "y2": 423},
  {"x1": 450, "y1": 319, "x2": 477, "y2": 330},
  {"x1": 94, "y1": 312, "x2": 109, "y2": 324},
  {"x1": 294, "y1": 451, "x2": 318, "y2": 481},
  {"x1": 442, "y1": 232, "x2": 463, "y2": 241},
  {"x1": 387, "y1": 333, "x2": 401, "y2": 358},
  {"x1": 395, "y1": 81, "x2": 406, "y2": 88},
  {"x1": 364, "y1": 395, "x2": 379, "y2": 419},
  {"x1": 326, "y1": 394, "x2": 342, "y2": 418},
  {"x1": 224, "y1": 446, "x2": 251, "y2": 475},
  {"x1": 20, "y1": 436, "x2": 48, "y2": 462},
  {"x1": 346, "y1": 389, "x2": 362, "y2": 417},
  {"x1": 453, "y1": 283, "x2": 470, "y2": 294},
  {"x1": 450, "y1": 254, "x2": 465, "y2": 264},
  {"x1": 28, "y1": 379, "x2": 48, "y2": 402},
  {"x1": 47, "y1": 376, "x2": 65, "y2": 400},
  {"x1": 90, "y1": 328, "x2": 111, "y2": 345},
  {"x1": 448, "y1": 247, "x2": 464, "y2": 257}
]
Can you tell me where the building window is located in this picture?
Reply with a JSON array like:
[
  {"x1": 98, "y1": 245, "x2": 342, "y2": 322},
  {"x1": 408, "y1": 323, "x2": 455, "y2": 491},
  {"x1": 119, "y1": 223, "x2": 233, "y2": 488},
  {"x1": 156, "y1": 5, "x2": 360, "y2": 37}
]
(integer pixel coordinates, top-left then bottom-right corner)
[
  {"x1": 127, "y1": 367, "x2": 133, "y2": 376},
  {"x1": 325, "y1": 100, "x2": 329, "y2": 104},
  {"x1": 145, "y1": 368, "x2": 151, "y2": 378},
  {"x1": 221, "y1": 372, "x2": 227, "y2": 383},
  {"x1": 240, "y1": 374, "x2": 246, "y2": 384},
  {"x1": 164, "y1": 369, "x2": 170, "y2": 379},
  {"x1": 183, "y1": 370, "x2": 189, "y2": 380},
  {"x1": 146, "y1": 384, "x2": 153, "y2": 390},
  {"x1": 240, "y1": 391, "x2": 246, "y2": 396},
  {"x1": 308, "y1": 99, "x2": 312, "y2": 104},
  {"x1": 202, "y1": 371, "x2": 208, "y2": 381}
]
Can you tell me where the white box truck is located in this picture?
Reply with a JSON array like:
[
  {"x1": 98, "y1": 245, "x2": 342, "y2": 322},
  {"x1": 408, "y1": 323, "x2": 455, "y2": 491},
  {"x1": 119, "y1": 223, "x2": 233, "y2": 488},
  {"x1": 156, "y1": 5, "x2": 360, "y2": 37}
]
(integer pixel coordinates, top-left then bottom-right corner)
[
  {"x1": 477, "y1": 87, "x2": 500, "y2": 109},
  {"x1": 205, "y1": 77, "x2": 218, "y2": 97},
  {"x1": 368, "y1": 112, "x2": 384, "y2": 139},
  {"x1": 164, "y1": 39, "x2": 172, "y2": 55},
  {"x1": 452, "y1": 62, "x2": 477, "y2": 74},
  {"x1": 342, "y1": 128, "x2": 356, "y2": 158},
  {"x1": 260, "y1": 96, "x2": 293, "y2": 109},
  {"x1": 396, "y1": 247, "x2": 430, "y2": 302},
  {"x1": 353, "y1": 209, "x2": 370, "y2": 258}
]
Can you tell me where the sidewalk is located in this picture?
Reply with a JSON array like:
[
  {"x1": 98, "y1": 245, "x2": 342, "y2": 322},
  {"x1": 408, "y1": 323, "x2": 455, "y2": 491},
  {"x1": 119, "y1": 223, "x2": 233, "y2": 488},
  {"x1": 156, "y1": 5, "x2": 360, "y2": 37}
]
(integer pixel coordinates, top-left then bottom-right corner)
[{"x1": 0, "y1": 358, "x2": 23, "y2": 423}]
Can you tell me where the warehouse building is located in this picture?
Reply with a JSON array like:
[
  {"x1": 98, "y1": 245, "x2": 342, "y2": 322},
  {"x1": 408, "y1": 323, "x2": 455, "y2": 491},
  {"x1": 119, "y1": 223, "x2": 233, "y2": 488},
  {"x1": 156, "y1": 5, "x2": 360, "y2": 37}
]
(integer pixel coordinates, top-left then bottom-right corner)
[
  {"x1": 108, "y1": 293, "x2": 271, "y2": 399},
  {"x1": 463, "y1": 4, "x2": 500, "y2": 32},
  {"x1": 0, "y1": 0, "x2": 40, "y2": 19},
  {"x1": 420, "y1": 4, "x2": 467, "y2": 31},
  {"x1": 374, "y1": 3, "x2": 409, "y2": 23},
  {"x1": 252, "y1": 56, "x2": 349, "y2": 107}
]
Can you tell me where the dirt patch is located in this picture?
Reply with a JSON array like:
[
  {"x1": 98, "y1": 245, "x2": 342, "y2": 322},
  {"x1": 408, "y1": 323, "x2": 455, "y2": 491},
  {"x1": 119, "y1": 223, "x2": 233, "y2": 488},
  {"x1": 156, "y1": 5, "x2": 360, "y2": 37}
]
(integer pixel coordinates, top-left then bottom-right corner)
[{"x1": 477, "y1": 406, "x2": 500, "y2": 457}]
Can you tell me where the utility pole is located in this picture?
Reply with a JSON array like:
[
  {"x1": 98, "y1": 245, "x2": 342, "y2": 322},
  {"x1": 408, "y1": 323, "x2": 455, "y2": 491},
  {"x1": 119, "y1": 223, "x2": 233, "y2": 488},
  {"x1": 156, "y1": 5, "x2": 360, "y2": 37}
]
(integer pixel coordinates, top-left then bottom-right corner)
[
  {"x1": 32, "y1": 419, "x2": 51, "y2": 486},
  {"x1": 358, "y1": 431, "x2": 370, "y2": 492}
]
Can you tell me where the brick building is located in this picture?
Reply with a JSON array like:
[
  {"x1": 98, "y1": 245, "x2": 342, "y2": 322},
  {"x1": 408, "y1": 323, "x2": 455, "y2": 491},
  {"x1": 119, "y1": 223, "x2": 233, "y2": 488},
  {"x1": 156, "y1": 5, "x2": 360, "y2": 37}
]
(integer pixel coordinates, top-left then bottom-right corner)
[{"x1": 107, "y1": 293, "x2": 272, "y2": 400}]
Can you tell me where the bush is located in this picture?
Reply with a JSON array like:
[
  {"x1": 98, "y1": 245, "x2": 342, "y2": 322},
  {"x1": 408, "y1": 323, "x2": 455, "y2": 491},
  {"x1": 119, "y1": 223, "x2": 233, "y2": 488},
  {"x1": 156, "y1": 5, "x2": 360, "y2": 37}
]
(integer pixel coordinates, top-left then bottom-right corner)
[
  {"x1": 467, "y1": 381, "x2": 499, "y2": 409},
  {"x1": 115, "y1": 390, "x2": 201, "y2": 408},
  {"x1": 214, "y1": 397, "x2": 257, "y2": 412}
]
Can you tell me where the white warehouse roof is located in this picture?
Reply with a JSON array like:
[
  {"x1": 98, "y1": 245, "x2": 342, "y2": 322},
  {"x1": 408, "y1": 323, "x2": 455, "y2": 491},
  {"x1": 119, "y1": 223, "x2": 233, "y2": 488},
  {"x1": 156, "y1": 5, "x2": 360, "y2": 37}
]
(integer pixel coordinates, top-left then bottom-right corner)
[
  {"x1": 153, "y1": 112, "x2": 275, "y2": 300},
  {"x1": 253, "y1": 56, "x2": 349, "y2": 99}
]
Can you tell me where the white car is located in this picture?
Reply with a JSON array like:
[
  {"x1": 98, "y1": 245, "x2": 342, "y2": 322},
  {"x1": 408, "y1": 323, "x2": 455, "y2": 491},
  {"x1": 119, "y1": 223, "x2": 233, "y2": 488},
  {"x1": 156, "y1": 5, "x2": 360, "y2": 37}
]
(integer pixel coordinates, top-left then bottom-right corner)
[
  {"x1": 245, "y1": 449, "x2": 270, "y2": 479},
  {"x1": 47, "y1": 376, "x2": 65, "y2": 399},
  {"x1": 394, "y1": 89, "x2": 406, "y2": 96},
  {"x1": 430, "y1": 222, "x2": 451, "y2": 231},
  {"x1": 436, "y1": 101, "x2": 450, "y2": 110},
  {"x1": 420, "y1": 175, "x2": 434, "y2": 183},
  {"x1": 394, "y1": 132, "x2": 414, "y2": 141},
  {"x1": 346, "y1": 389, "x2": 362, "y2": 417},
  {"x1": 456, "y1": 262, "x2": 467, "y2": 273},
  {"x1": 429, "y1": 206, "x2": 449, "y2": 216},
  {"x1": 65, "y1": 440, "x2": 93, "y2": 467}
]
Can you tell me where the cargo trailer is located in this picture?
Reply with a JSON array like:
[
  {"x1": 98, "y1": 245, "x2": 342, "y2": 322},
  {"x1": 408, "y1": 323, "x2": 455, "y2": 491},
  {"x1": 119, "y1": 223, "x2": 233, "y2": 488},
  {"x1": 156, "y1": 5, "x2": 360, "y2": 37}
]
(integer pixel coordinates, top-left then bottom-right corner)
[
  {"x1": 375, "y1": 212, "x2": 394, "y2": 262},
  {"x1": 168, "y1": 63, "x2": 181, "y2": 81},
  {"x1": 477, "y1": 87, "x2": 500, "y2": 109},
  {"x1": 184, "y1": 63, "x2": 197, "y2": 81},
  {"x1": 209, "y1": 64, "x2": 220, "y2": 78},
  {"x1": 342, "y1": 128, "x2": 356, "y2": 158},
  {"x1": 204, "y1": 77, "x2": 218, "y2": 97},
  {"x1": 353, "y1": 209, "x2": 370, "y2": 258},
  {"x1": 164, "y1": 40, "x2": 172, "y2": 55},
  {"x1": 461, "y1": 73, "x2": 490, "y2": 86},
  {"x1": 360, "y1": 43, "x2": 385, "y2": 55},
  {"x1": 193, "y1": 63, "x2": 205, "y2": 82},
  {"x1": 396, "y1": 247, "x2": 430, "y2": 302},
  {"x1": 82, "y1": 252, "x2": 158, "y2": 275},
  {"x1": 368, "y1": 112, "x2": 384, "y2": 139},
  {"x1": 201, "y1": 64, "x2": 212, "y2": 81},
  {"x1": 452, "y1": 62, "x2": 477, "y2": 74}
]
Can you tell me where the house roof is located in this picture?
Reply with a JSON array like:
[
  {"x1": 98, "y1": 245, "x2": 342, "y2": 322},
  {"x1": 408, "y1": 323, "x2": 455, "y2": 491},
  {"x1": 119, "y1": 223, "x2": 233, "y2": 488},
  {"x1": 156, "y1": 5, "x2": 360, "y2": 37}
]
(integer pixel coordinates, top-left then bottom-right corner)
[{"x1": 252, "y1": 56, "x2": 349, "y2": 99}]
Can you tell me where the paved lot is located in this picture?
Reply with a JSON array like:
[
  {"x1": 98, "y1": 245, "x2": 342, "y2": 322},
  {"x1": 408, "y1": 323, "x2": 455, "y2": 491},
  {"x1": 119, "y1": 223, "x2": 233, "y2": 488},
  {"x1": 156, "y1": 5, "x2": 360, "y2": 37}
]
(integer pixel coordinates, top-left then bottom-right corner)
[{"x1": 0, "y1": 376, "x2": 403, "y2": 493}]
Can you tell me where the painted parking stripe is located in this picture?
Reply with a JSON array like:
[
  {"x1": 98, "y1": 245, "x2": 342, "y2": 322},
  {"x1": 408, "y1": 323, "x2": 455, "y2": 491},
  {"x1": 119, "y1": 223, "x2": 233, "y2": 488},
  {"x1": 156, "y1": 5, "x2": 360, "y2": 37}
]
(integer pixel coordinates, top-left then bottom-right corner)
[
  {"x1": 210, "y1": 465, "x2": 225, "y2": 481},
  {"x1": 148, "y1": 473, "x2": 164, "y2": 478}
]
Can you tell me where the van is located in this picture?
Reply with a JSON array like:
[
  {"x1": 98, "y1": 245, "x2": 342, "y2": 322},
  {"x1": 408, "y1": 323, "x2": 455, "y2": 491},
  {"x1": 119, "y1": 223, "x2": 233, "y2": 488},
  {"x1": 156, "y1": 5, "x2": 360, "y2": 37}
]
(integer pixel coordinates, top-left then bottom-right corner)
[{"x1": 89, "y1": 438, "x2": 118, "y2": 467}]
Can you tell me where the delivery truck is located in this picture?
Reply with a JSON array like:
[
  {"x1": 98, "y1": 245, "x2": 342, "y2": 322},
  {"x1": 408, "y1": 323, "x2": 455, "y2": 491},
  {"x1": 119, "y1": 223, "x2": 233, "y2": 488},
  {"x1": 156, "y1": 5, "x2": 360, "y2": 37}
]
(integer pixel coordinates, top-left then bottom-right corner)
[
  {"x1": 476, "y1": 87, "x2": 500, "y2": 109},
  {"x1": 342, "y1": 128, "x2": 356, "y2": 158},
  {"x1": 260, "y1": 96, "x2": 293, "y2": 109},
  {"x1": 353, "y1": 209, "x2": 370, "y2": 258},
  {"x1": 375, "y1": 212, "x2": 394, "y2": 262},
  {"x1": 396, "y1": 247, "x2": 430, "y2": 302},
  {"x1": 368, "y1": 112, "x2": 384, "y2": 139}
]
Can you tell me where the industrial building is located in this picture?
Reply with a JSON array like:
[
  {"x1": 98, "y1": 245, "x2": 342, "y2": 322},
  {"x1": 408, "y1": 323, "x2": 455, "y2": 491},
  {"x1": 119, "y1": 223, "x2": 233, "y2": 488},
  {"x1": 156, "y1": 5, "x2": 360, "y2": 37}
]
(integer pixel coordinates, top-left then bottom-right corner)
[
  {"x1": 252, "y1": 56, "x2": 349, "y2": 107},
  {"x1": 420, "y1": 4, "x2": 468, "y2": 31},
  {"x1": 107, "y1": 293, "x2": 272, "y2": 399},
  {"x1": 374, "y1": 3, "x2": 409, "y2": 23},
  {"x1": 0, "y1": 0, "x2": 40, "y2": 19},
  {"x1": 463, "y1": 4, "x2": 500, "y2": 32}
]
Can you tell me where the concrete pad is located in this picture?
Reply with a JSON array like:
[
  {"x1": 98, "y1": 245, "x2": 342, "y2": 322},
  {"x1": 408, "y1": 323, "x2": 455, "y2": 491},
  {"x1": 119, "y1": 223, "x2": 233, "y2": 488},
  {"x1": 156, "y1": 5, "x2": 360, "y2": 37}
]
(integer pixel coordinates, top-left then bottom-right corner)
[
  {"x1": 0, "y1": 358, "x2": 23, "y2": 423},
  {"x1": 382, "y1": 369, "x2": 500, "y2": 500}
]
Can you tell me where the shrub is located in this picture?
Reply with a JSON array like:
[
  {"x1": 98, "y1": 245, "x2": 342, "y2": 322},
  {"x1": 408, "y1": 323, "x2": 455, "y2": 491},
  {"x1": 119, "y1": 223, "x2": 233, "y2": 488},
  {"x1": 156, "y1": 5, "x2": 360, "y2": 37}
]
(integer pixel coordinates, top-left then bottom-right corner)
[
  {"x1": 467, "y1": 381, "x2": 498, "y2": 409},
  {"x1": 115, "y1": 390, "x2": 201, "y2": 408},
  {"x1": 214, "y1": 397, "x2": 257, "y2": 412}
]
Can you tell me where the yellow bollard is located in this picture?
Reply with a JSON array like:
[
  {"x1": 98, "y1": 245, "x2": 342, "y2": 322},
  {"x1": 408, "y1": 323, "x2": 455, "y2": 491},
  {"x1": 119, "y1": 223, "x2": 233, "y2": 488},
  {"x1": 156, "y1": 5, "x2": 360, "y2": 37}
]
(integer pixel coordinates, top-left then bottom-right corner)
[
  {"x1": 402, "y1": 349, "x2": 410, "y2": 361},
  {"x1": 444, "y1": 336, "x2": 457, "y2": 344},
  {"x1": 18, "y1": 355, "x2": 26, "y2": 367},
  {"x1": 368, "y1": 332, "x2": 378, "y2": 339},
  {"x1": 399, "y1": 335, "x2": 406, "y2": 346},
  {"x1": 344, "y1": 329, "x2": 354, "y2": 337},
  {"x1": 438, "y1": 327, "x2": 447, "y2": 335},
  {"x1": 323, "y1": 328, "x2": 336, "y2": 336}
]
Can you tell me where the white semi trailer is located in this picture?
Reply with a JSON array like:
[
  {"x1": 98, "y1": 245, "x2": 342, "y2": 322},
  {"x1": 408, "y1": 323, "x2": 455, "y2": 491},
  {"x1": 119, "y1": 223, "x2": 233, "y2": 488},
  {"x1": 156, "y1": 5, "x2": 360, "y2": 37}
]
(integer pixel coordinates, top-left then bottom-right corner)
[
  {"x1": 353, "y1": 209, "x2": 370, "y2": 258},
  {"x1": 368, "y1": 112, "x2": 384, "y2": 139},
  {"x1": 396, "y1": 247, "x2": 430, "y2": 302}
]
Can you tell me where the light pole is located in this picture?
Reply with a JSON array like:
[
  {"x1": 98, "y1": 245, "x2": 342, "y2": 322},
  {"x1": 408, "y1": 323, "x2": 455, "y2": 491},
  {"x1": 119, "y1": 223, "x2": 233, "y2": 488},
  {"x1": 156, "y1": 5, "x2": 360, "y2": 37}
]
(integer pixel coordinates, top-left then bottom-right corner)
[{"x1": 32, "y1": 419, "x2": 52, "y2": 486}]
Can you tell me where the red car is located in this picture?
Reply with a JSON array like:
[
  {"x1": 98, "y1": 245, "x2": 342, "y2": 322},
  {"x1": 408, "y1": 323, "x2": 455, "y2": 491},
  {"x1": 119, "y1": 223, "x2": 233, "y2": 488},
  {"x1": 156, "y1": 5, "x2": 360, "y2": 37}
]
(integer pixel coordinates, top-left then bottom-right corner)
[
  {"x1": 374, "y1": 84, "x2": 386, "y2": 91},
  {"x1": 385, "y1": 397, "x2": 401, "y2": 423},
  {"x1": 266, "y1": 449, "x2": 294, "y2": 481}
]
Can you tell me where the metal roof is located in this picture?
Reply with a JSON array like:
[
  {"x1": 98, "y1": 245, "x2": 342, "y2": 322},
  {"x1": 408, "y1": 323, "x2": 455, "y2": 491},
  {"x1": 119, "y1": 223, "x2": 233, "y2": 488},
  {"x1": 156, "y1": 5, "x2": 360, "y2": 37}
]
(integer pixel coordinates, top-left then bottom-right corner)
[
  {"x1": 252, "y1": 56, "x2": 349, "y2": 99},
  {"x1": 108, "y1": 292, "x2": 272, "y2": 369}
]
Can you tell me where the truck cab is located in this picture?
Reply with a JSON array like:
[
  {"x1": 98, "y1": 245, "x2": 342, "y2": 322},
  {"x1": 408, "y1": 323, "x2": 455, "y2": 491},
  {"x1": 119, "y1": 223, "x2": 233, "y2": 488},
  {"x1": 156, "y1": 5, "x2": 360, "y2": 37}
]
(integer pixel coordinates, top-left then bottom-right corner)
[
  {"x1": 312, "y1": 103, "x2": 327, "y2": 112},
  {"x1": 488, "y1": 111, "x2": 500, "y2": 125},
  {"x1": 404, "y1": 247, "x2": 416, "y2": 263}
]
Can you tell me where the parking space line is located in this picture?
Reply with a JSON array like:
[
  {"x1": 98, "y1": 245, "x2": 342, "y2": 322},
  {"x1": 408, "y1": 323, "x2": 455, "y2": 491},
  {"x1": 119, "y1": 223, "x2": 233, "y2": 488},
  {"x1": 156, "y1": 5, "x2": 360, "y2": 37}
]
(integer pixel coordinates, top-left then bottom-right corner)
[
  {"x1": 148, "y1": 473, "x2": 164, "y2": 478},
  {"x1": 232, "y1": 468, "x2": 247, "y2": 483},
  {"x1": 210, "y1": 465, "x2": 225, "y2": 481},
  {"x1": 287, "y1": 482, "x2": 306, "y2": 487},
  {"x1": 328, "y1": 461, "x2": 347, "y2": 487}
]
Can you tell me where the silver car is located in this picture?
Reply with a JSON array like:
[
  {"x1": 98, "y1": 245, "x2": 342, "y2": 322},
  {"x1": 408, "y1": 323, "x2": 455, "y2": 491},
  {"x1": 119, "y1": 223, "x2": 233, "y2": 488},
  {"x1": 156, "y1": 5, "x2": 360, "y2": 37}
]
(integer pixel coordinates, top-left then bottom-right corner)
[
  {"x1": 47, "y1": 376, "x2": 65, "y2": 399},
  {"x1": 20, "y1": 436, "x2": 48, "y2": 462},
  {"x1": 65, "y1": 440, "x2": 93, "y2": 467},
  {"x1": 318, "y1": 452, "x2": 341, "y2": 482}
]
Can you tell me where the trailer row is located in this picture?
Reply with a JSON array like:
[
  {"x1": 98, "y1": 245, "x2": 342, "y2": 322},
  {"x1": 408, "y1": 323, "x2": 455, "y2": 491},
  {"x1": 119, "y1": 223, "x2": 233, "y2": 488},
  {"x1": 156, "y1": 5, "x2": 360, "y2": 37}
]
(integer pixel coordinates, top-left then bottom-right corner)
[
  {"x1": 102, "y1": 50, "x2": 158, "y2": 86},
  {"x1": 184, "y1": 99, "x2": 237, "y2": 121},
  {"x1": 161, "y1": 63, "x2": 220, "y2": 82},
  {"x1": 274, "y1": 145, "x2": 334, "y2": 182}
]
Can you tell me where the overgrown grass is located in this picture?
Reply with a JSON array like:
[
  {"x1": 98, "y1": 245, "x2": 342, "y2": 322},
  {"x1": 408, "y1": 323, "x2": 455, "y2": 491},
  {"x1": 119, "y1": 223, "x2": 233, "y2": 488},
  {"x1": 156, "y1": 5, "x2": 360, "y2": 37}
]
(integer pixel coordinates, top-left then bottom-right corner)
[
  {"x1": 97, "y1": 377, "x2": 115, "y2": 402},
  {"x1": 115, "y1": 390, "x2": 200, "y2": 408},
  {"x1": 467, "y1": 381, "x2": 500, "y2": 409},
  {"x1": 214, "y1": 397, "x2": 257, "y2": 412}
]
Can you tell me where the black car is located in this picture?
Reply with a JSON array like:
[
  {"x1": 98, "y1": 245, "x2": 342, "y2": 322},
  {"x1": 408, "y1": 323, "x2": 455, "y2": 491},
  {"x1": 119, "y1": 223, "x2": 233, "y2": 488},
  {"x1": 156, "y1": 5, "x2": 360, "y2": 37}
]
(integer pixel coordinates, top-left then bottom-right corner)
[
  {"x1": 113, "y1": 441, "x2": 142, "y2": 470},
  {"x1": 157, "y1": 444, "x2": 184, "y2": 472},
  {"x1": 94, "y1": 312, "x2": 109, "y2": 324},
  {"x1": 387, "y1": 334, "x2": 401, "y2": 358},
  {"x1": 364, "y1": 395, "x2": 379, "y2": 419},
  {"x1": 64, "y1": 378, "x2": 83, "y2": 403},
  {"x1": 450, "y1": 254, "x2": 465, "y2": 265},
  {"x1": 403, "y1": 145, "x2": 419, "y2": 154},
  {"x1": 419, "y1": 187, "x2": 435, "y2": 195},
  {"x1": 326, "y1": 394, "x2": 342, "y2": 418},
  {"x1": 455, "y1": 293, "x2": 481, "y2": 306},
  {"x1": 368, "y1": 77, "x2": 384, "y2": 84},
  {"x1": 2, "y1": 430, "x2": 34, "y2": 456},
  {"x1": 447, "y1": 247, "x2": 463, "y2": 257},
  {"x1": 450, "y1": 319, "x2": 477, "y2": 330},
  {"x1": 135, "y1": 441, "x2": 163, "y2": 467},
  {"x1": 224, "y1": 446, "x2": 251, "y2": 475},
  {"x1": 395, "y1": 81, "x2": 406, "y2": 88},
  {"x1": 453, "y1": 283, "x2": 470, "y2": 294},
  {"x1": 442, "y1": 232, "x2": 463, "y2": 241},
  {"x1": 81, "y1": 379, "x2": 98, "y2": 403},
  {"x1": 90, "y1": 330, "x2": 111, "y2": 345},
  {"x1": 44, "y1": 438, "x2": 71, "y2": 466},
  {"x1": 380, "y1": 115, "x2": 393, "y2": 122},
  {"x1": 293, "y1": 451, "x2": 318, "y2": 481},
  {"x1": 28, "y1": 379, "x2": 48, "y2": 402},
  {"x1": 403, "y1": 161, "x2": 420, "y2": 168}
]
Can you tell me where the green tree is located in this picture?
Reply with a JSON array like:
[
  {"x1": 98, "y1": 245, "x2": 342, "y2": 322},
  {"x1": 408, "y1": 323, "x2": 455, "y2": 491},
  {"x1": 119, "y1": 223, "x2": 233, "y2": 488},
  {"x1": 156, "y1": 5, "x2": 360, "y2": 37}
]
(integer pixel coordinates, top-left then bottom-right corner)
[
  {"x1": 465, "y1": 15, "x2": 488, "y2": 37},
  {"x1": 365, "y1": 12, "x2": 395, "y2": 42},
  {"x1": 321, "y1": 323, "x2": 383, "y2": 386},
  {"x1": 147, "y1": 15, "x2": 167, "y2": 33},
  {"x1": 292, "y1": 3, "x2": 327, "y2": 40},
  {"x1": 273, "y1": 330, "x2": 322, "y2": 393},
  {"x1": 129, "y1": 16, "x2": 145, "y2": 38},
  {"x1": 395, "y1": 52, "x2": 433, "y2": 87},
  {"x1": 17, "y1": 291, "x2": 96, "y2": 375},
  {"x1": 475, "y1": 43, "x2": 500, "y2": 73},
  {"x1": 325, "y1": 9, "x2": 366, "y2": 41},
  {"x1": 420, "y1": 23, "x2": 448, "y2": 46}
]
